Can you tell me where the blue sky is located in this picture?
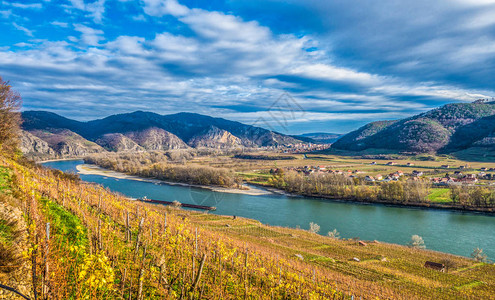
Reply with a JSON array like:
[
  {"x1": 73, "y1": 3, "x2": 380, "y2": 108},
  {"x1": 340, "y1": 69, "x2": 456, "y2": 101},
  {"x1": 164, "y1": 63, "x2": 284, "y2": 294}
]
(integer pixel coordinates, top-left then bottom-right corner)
[{"x1": 1, "y1": 0, "x2": 495, "y2": 134}]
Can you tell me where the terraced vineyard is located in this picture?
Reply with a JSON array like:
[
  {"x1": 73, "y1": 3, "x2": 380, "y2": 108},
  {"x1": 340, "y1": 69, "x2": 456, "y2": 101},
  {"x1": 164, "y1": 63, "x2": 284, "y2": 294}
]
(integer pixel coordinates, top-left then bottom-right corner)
[{"x1": 0, "y1": 155, "x2": 494, "y2": 299}]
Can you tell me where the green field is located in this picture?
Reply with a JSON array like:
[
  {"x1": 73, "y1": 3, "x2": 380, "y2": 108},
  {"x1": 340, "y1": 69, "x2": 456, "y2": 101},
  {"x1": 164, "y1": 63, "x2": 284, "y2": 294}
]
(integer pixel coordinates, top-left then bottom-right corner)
[{"x1": 428, "y1": 188, "x2": 451, "y2": 203}]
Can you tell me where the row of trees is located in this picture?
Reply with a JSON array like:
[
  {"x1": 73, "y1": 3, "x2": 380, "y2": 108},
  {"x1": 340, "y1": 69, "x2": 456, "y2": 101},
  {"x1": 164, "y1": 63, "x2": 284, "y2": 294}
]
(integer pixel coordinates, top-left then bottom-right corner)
[
  {"x1": 270, "y1": 171, "x2": 431, "y2": 204},
  {"x1": 85, "y1": 152, "x2": 243, "y2": 188},
  {"x1": 270, "y1": 170, "x2": 495, "y2": 209},
  {"x1": 450, "y1": 185, "x2": 495, "y2": 208}
]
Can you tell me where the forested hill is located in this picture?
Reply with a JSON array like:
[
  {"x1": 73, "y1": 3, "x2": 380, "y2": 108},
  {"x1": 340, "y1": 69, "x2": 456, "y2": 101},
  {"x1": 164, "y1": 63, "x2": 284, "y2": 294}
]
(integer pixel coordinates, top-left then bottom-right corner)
[{"x1": 332, "y1": 101, "x2": 495, "y2": 154}]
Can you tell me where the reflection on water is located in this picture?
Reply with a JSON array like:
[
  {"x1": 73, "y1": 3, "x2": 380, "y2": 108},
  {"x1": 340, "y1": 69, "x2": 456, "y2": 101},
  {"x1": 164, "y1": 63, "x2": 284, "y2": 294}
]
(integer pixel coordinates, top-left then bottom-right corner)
[{"x1": 43, "y1": 159, "x2": 495, "y2": 259}]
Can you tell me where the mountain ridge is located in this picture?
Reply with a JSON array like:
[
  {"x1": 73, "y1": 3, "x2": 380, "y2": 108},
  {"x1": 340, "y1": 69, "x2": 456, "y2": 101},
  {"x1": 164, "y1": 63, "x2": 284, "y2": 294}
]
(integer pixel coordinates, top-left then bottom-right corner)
[{"x1": 20, "y1": 110, "x2": 305, "y2": 158}]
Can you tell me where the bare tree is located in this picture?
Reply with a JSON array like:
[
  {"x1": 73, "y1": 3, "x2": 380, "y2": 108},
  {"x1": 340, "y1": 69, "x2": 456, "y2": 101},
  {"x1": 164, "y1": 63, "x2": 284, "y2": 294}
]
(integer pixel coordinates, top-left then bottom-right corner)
[
  {"x1": 308, "y1": 222, "x2": 320, "y2": 234},
  {"x1": 0, "y1": 77, "x2": 22, "y2": 154},
  {"x1": 408, "y1": 235, "x2": 426, "y2": 249},
  {"x1": 327, "y1": 229, "x2": 341, "y2": 239},
  {"x1": 471, "y1": 248, "x2": 488, "y2": 263}
]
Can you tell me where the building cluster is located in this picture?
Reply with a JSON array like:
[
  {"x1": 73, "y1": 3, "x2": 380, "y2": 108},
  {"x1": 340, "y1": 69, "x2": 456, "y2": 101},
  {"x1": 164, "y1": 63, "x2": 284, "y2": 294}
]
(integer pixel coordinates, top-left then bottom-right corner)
[
  {"x1": 430, "y1": 172, "x2": 494, "y2": 185},
  {"x1": 364, "y1": 170, "x2": 407, "y2": 182},
  {"x1": 282, "y1": 164, "x2": 494, "y2": 186},
  {"x1": 286, "y1": 165, "x2": 363, "y2": 176},
  {"x1": 281, "y1": 143, "x2": 331, "y2": 153}
]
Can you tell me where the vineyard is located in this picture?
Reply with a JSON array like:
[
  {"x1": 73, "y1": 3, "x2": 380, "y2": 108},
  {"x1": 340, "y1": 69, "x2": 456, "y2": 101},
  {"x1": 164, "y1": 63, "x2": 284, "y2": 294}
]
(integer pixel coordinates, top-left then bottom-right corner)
[{"x1": 0, "y1": 155, "x2": 494, "y2": 299}]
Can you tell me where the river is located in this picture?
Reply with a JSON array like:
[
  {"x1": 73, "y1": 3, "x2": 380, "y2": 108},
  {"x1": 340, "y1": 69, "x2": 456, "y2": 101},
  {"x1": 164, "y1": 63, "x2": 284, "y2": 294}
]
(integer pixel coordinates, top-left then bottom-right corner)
[{"x1": 43, "y1": 159, "x2": 495, "y2": 260}]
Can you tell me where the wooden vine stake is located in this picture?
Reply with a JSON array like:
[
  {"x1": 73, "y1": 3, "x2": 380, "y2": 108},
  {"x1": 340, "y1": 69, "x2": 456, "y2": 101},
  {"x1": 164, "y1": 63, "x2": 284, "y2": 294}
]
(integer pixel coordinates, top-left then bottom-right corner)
[
  {"x1": 189, "y1": 253, "x2": 206, "y2": 300},
  {"x1": 43, "y1": 222, "x2": 50, "y2": 298},
  {"x1": 134, "y1": 218, "x2": 145, "y2": 259}
]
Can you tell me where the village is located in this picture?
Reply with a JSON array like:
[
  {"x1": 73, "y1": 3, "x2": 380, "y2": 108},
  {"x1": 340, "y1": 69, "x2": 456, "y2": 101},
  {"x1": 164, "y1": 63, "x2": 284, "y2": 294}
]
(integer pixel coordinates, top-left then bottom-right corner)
[{"x1": 280, "y1": 161, "x2": 495, "y2": 186}]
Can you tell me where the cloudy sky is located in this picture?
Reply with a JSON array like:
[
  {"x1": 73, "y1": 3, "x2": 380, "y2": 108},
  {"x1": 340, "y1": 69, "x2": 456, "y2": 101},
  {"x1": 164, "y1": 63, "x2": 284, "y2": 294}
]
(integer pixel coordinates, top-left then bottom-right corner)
[{"x1": 1, "y1": 0, "x2": 495, "y2": 134}]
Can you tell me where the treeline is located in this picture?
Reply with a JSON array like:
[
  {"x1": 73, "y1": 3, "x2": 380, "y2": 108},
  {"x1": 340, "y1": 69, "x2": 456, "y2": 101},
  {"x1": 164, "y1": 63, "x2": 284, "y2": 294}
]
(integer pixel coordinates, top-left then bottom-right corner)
[
  {"x1": 270, "y1": 171, "x2": 495, "y2": 209},
  {"x1": 450, "y1": 185, "x2": 495, "y2": 208},
  {"x1": 271, "y1": 171, "x2": 430, "y2": 204},
  {"x1": 233, "y1": 154, "x2": 296, "y2": 160},
  {"x1": 85, "y1": 152, "x2": 243, "y2": 188}
]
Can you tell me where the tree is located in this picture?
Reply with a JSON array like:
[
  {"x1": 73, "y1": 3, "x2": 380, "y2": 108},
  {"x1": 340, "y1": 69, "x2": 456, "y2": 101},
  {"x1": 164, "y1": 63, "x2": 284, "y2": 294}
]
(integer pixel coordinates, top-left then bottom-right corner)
[
  {"x1": 327, "y1": 229, "x2": 341, "y2": 239},
  {"x1": 0, "y1": 76, "x2": 22, "y2": 154},
  {"x1": 408, "y1": 235, "x2": 426, "y2": 249},
  {"x1": 308, "y1": 222, "x2": 320, "y2": 234},
  {"x1": 439, "y1": 258, "x2": 456, "y2": 273},
  {"x1": 471, "y1": 248, "x2": 488, "y2": 263}
]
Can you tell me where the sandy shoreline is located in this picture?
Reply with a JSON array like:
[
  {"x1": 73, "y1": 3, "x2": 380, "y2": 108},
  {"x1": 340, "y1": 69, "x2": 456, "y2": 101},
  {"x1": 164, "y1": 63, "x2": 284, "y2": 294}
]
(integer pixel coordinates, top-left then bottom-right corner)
[
  {"x1": 75, "y1": 164, "x2": 273, "y2": 196},
  {"x1": 38, "y1": 157, "x2": 83, "y2": 163}
]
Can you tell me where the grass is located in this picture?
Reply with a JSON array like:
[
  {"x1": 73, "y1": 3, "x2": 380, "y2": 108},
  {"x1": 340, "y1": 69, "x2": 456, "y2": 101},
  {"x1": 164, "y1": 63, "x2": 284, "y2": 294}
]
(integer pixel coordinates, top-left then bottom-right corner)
[
  {"x1": 0, "y1": 219, "x2": 15, "y2": 246},
  {"x1": 428, "y1": 188, "x2": 451, "y2": 203},
  {"x1": 452, "y1": 147, "x2": 495, "y2": 162},
  {"x1": 40, "y1": 198, "x2": 89, "y2": 249},
  {"x1": 0, "y1": 166, "x2": 12, "y2": 193}
]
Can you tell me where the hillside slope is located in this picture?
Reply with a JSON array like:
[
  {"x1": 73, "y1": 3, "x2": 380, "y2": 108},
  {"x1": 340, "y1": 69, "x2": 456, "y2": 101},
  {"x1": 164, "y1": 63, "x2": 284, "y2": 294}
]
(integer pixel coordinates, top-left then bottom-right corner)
[
  {"x1": 1, "y1": 155, "x2": 494, "y2": 299},
  {"x1": 333, "y1": 102, "x2": 495, "y2": 153}
]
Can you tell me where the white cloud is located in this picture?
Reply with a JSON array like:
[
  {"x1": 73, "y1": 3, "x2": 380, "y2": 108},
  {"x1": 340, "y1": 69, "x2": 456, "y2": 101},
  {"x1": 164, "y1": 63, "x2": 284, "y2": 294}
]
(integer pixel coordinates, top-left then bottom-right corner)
[
  {"x1": 289, "y1": 64, "x2": 381, "y2": 85},
  {"x1": 132, "y1": 14, "x2": 146, "y2": 21},
  {"x1": 14, "y1": 42, "x2": 31, "y2": 47},
  {"x1": 51, "y1": 21, "x2": 69, "y2": 28},
  {"x1": 452, "y1": 0, "x2": 495, "y2": 6},
  {"x1": 0, "y1": 10, "x2": 12, "y2": 18},
  {"x1": 68, "y1": 0, "x2": 106, "y2": 22},
  {"x1": 106, "y1": 36, "x2": 146, "y2": 55},
  {"x1": 4, "y1": 2, "x2": 42, "y2": 9},
  {"x1": 142, "y1": 0, "x2": 189, "y2": 17},
  {"x1": 74, "y1": 24, "x2": 104, "y2": 45},
  {"x1": 13, "y1": 23, "x2": 33, "y2": 36}
]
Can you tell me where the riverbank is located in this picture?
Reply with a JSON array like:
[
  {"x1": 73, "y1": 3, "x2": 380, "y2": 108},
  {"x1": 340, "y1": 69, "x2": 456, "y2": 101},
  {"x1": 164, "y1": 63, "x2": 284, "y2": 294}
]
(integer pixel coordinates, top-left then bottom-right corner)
[
  {"x1": 37, "y1": 157, "x2": 82, "y2": 163},
  {"x1": 76, "y1": 164, "x2": 273, "y2": 196},
  {"x1": 248, "y1": 182, "x2": 495, "y2": 214}
]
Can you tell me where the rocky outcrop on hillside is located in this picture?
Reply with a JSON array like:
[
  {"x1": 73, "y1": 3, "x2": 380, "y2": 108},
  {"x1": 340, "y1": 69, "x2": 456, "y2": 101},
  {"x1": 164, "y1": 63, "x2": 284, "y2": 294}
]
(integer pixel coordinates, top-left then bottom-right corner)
[
  {"x1": 188, "y1": 126, "x2": 242, "y2": 148},
  {"x1": 19, "y1": 130, "x2": 55, "y2": 159},
  {"x1": 96, "y1": 133, "x2": 144, "y2": 152},
  {"x1": 124, "y1": 127, "x2": 189, "y2": 150},
  {"x1": 29, "y1": 129, "x2": 106, "y2": 158}
]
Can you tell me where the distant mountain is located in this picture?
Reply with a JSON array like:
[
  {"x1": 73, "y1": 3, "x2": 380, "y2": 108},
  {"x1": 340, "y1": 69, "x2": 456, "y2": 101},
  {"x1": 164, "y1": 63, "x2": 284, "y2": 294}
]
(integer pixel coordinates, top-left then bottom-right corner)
[
  {"x1": 21, "y1": 110, "x2": 304, "y2": 158},
  {"x1": 332, "y1": 101, "x2": 495, "y2": 154},
  {"x1": 295, "y1": 132, "x2": 344, "y2": 144}
]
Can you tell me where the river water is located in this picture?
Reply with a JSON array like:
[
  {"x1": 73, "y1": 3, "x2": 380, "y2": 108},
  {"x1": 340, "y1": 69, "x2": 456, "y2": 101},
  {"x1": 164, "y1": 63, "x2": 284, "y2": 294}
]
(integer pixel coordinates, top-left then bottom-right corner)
[{"x1": 43, "y1": 159, "x2": 495, "y2": 260}]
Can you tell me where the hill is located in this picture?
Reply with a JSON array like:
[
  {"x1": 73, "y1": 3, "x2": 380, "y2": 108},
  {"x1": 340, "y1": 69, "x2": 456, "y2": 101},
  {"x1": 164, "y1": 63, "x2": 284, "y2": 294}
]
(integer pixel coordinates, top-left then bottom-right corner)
[
  {"x1": 21, "y1": 111, "x2": 303, "y2": 159},
  {"x1": 332, "y1": 101, "x2": 495, "y2": 154}
]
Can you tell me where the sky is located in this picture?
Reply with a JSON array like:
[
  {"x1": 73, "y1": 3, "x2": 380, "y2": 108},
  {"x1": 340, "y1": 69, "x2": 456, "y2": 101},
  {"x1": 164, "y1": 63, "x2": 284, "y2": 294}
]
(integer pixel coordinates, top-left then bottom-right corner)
[{"x1": 1, "y1": 0, "x2": 495, "y2": 134}]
